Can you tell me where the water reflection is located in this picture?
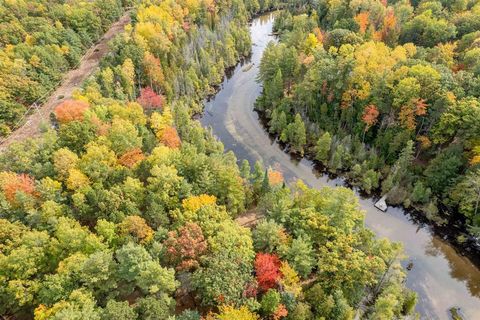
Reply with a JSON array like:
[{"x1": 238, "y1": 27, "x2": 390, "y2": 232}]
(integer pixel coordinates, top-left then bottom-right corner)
[{"x1": 428, "y1": 235, "x2": 480, "y2": 296}]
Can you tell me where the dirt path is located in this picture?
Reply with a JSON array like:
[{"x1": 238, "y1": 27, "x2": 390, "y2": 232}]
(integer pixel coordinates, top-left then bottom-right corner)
[
  {"x1": 0, "y1": 11, "x2": 132, "y2": 152},
  {"x1": 235, "y1": 208, "x2": 264, "y2": 227}
]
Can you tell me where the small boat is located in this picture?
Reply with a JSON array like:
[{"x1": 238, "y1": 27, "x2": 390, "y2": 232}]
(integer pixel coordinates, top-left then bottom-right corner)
[{"x1": 374, "y1": 195, "x2": 388, "y2": 212}]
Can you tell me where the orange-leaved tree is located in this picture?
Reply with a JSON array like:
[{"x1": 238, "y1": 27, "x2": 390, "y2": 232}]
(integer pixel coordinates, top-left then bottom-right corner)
[
  {"x1": 118, "y1": 148, "x2": 145, "y2": 168},
  {"x1": 160, "y1": 126, "x2": 181, "y2": 149},
  {"x1": 268, "y1": 169, "x2": 284, "y2": 186},
  {"x1": 355, "y1": 12, "x2": 369, "y2": 34},
  {"x1": 54, "y1": 99, "x2": 89, "y2": 124},
  {"x1": 399, "y1": 98, "x2": 428, "y2": 131},
  {"x1": 2, "y1": 173, "x2": 36, "y2": 204},
  {"x1": 362, "y1": 104, "x2": 379, "y2": 132},
  {"x1": 143, "y1": 51, "x2": 166, "y2": 91},
  {"x1": 273, "y1": 304, "x2": 288, "y2": 320}
]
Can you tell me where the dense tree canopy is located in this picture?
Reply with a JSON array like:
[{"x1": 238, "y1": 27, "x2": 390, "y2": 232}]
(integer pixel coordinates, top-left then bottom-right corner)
[
  {"x1": 0, "y1": 0, "x2": 418, "y2": 319},
  {"x1": 0, "y1": 0, "x2": 127, "y2": 136},
  {"x1": 256, "y1": 0, "x2": 480, "y2": 237}
]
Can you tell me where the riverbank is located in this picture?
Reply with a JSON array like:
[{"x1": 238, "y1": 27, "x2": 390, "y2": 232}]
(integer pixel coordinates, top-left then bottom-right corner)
[
  {"x1": 200, "y1": 12, "x2": 480, "y2": 319},
  {"x1": 254, "y1": 106, "x2": 480, "y2": 268}
]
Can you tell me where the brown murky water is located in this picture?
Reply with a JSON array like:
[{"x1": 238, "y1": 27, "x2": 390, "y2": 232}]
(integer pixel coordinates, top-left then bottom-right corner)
[{"x1": 200, "y1": 12, "x2": 480, "y2": 319}]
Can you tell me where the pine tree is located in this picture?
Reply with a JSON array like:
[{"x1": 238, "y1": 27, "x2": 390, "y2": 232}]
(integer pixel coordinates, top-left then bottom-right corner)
[
  {"x1": 285, "y1": 114, "x2": 306, "y2": 155},
  {"x1": 315, "y1": 132, "x2": 332, "y2": 165},
  {"x1": 382, "y1": 140, "x2": 414, "y2": 194},
  {"x1": 266, "y1": 69, "x2": 283, "y2": 104},
  {"x1": 261, "y1": 169, "x2": 271, "y2": 195}
]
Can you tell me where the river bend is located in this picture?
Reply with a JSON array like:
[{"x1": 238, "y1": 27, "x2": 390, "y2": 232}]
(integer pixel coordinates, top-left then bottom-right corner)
[{"x1": 200, "y1": 13, "x2": 480, "y2": 319}]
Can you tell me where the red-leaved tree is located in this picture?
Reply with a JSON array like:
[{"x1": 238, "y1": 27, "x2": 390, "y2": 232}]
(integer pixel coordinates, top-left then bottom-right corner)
[
  {"x1": 137, "y1": 87, "x2": 164, "y2": 110},
  {"x1": 255, "y1": 253, "x2": 281, "y2": 291},
  {"x1": 163, "y1": 222, "x2": 207, "y2": 271}
]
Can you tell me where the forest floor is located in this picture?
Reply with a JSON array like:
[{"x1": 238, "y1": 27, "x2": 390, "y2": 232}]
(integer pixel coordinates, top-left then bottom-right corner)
[
  {"x1": 0, "y1": 11, "x2": 132, "y2": 152},
  {"x1": 235, "y1": 208, "x2": 263, "y2": 227}
]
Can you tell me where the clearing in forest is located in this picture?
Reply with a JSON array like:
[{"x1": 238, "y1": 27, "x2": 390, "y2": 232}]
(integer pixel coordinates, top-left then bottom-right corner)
[{"x1": 0, "y1": 11, "x2": 132, "y2": 152}]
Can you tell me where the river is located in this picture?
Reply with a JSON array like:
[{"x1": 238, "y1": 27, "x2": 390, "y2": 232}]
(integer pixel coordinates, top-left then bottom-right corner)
[{"x1": 200, "y1": 12, "x2": 480, "y2": 320}]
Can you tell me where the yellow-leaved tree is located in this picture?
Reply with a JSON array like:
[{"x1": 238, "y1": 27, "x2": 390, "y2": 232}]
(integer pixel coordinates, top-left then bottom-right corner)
[
  {"x1": 150, "y1": 106, "x2": 173, "y2": 138},
  {"x1": 206, "y1": 305, "x2": 259, "y2": 320}
]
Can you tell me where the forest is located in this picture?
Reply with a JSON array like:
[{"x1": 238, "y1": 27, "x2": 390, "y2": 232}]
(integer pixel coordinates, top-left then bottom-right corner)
[
  {"x1": 0, "y1": 0, "x2": 134, "y2": 136},
  {"x1": 0, "y1": 0, "x2": 418, "y2": 319},
  {"x1": 256, "y1": 0, "x2": 480, "y2": 238}
]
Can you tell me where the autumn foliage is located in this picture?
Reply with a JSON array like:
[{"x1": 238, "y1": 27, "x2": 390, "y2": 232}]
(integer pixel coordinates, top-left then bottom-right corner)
[
  {"x1": 399, "y1": 99, "x2": 428, "y2": 131},
  {"x1": 355, "y1": 12, "x2": 369, "y2": 34},
  {"x1": 362, "y1": 104, "x2": 379, "y2": 131},
  {"x1": 268, "y1": 169, "x2": 284, "y2": 186},
  {"x1": 414, "y1": 98, "x2": 428, "y2": 116},
  {"x1": 417, "y1": 135, "x2": 432, "y2": 150},
  {"x1": 302, "y1": 55, "x2": 315, "y2": 65},
  {"x1": 243, "y1": 281, "x2": 258, "y2": 298},
  {"x1": 381, "y1": 9, "x2": 397, "y2": 40},
  {"x1": 254, "y1": 253, "x2": 282, "y2": 291},
  {"x1": 273, "y1": 304, "x2": 288, "y2": 320},
  {"x1": 118, "y1": 148, "x2": 145, "y2": 168},
  {"x1": 312, "y1": 27, "x2": 323, "y2": 43},
  {"x1": 383, "y1": 9, "x2": 396, "y2": 30},
  {"x1": 89, "y1": 115, "x2": 110, "y2": 136},
  {"x1": 207, "y1": 305, "x2": 260, "y2": 320},
  {"x1": 143, "y1": 52, "x2": 165, "y2": 90},
  {"x1": 54, "y1": 100, "x2": 90, "y2": 124},
  {"x1": 118, "y1": 215, "x2": 154, "y2": 243},
  {"x1": 2, "y1": 173, "x2": 36, "y2": 204},
  {"x1": 137, "y1": 87, "x2": 164, "y2": 110},
  {"x1": 160, "y1": 126, "x2": 181, "y2": 148},
  {"x1": 182, "y1": 194, "x2": 217, "y2": 212},
  {"x1": 163, "y1": 222, "x2": 207, "y2": 271},
  {"x1": 470, "y1": 146, "x2": 480, "y2": 165}
]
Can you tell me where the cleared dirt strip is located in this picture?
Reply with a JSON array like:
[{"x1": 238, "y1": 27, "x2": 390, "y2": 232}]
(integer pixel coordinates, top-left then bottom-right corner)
[{"x1": 0, "y1": 11, "x2": 132, "y2": 152}]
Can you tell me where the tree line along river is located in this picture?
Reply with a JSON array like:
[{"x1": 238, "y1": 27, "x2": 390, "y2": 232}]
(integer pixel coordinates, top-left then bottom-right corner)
[{"x1": 200, "y1": 12, "x2": 480, "y2": 320}]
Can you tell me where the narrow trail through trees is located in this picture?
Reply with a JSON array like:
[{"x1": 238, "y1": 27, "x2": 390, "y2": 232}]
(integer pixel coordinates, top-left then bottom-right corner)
[
  {"x1": 0, "y1": 11, "x2": 132, "y2": 152},
  {"x1": 235, "y1": 209, "x2": 263, "y2": 227}
]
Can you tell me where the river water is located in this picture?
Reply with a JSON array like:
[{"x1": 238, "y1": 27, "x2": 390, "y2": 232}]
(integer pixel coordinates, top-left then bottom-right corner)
[{"x1": 200, "y1": 12, "x2": 480, "y2": 319}]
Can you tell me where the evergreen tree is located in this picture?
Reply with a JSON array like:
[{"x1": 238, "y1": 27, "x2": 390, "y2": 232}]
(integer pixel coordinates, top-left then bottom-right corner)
[
  {"x1": 283, "y1": 114, "x2": 307, "y2": 155},
  {"x1": 315, "y1": 132, "x2": 332, "y2": 165},
  {"x1": 382, "y1": 140, "x2": 414, "y2": 194},
  {"x1": 269, "y1": 109, "x2": 287, "y2": 135},
  {"x1": 261, "y1": 169, "x2": 271, "y2": 195}
]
